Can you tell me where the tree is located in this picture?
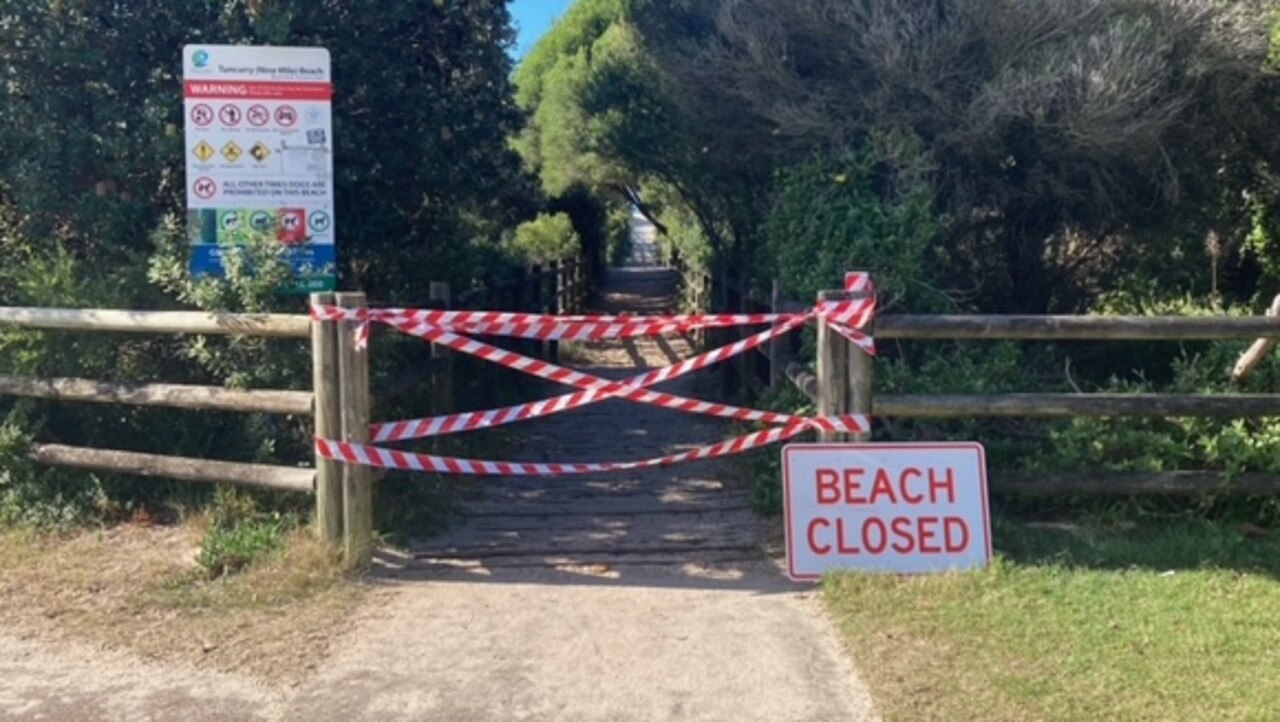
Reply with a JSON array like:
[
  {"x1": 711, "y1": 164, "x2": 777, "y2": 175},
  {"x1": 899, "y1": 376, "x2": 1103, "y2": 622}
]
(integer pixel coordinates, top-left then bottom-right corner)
[
  {"x1": 0, "y1": 0, "x2": 535, "y2": 304},
  {"x1": 0, "y1": 0, "x2": 537, "y2": 520},
  {"x1": 629, "y1": 0, "x2": 1280, "y2": 311}
]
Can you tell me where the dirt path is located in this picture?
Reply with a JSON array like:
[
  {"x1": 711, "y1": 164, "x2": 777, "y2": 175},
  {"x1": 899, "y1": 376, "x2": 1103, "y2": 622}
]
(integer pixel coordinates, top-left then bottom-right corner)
[
  {"x1": 0, "y1": 229, "x2": 877, "y2": 721},
  {"x1": 283, "y1": 234, "x2": 878, "y2": 720}
]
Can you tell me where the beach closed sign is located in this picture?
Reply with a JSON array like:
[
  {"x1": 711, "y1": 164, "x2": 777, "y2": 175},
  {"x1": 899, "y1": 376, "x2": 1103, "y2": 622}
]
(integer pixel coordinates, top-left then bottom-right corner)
[{"x1": 782, "y1": 443, "x2": 992, "y2": 580}]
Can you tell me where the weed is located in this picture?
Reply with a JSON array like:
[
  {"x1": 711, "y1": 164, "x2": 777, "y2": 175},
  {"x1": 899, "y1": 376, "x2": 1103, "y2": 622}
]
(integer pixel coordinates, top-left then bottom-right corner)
[{"x1": 196, "y1": 487, "x2": 295, "y2": 579}]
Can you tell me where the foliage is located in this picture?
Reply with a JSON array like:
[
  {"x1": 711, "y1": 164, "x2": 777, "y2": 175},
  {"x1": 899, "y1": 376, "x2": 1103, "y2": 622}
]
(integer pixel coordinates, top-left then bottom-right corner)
[
  {"x1": 0, "y1": 419, "x2": 103, "y2": 528},
  {"x1": 549, "y1": 184, "x2": 613, "y2": 283},
  {"x1": 0, "y1": 1, "x2": 537, "y2": 527},
  {"x1": 514, "y1": 0, "x2": 680, "y2": 277},
  {"x1": 762, "y1": 132, "x2": 945, "y2": 307},
  {"x1": 740, "y1": 383, "x2": 814, "y2": 515},
  {"x1": 626, "y1": 0, "x2": 1280, "y2": 311},
  {"x1": 606, "y1": 206, "x2": 632, "y2": 267},
  {"x1": 508, "y1": 212, "x2": 581, "y2": 265},
  {"x1": 197, "y1": 487, "x2": 294, "y2": 579},
  {"x1": 0, "y1": 0, "x2": 536, "y2": 302}
]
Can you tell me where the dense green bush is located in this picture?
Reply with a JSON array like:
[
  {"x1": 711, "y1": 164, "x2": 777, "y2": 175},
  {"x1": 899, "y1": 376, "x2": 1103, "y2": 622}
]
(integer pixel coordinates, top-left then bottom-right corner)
[
  {"x1": 508, "y1": 212, "x2": 581, "y2": 265},
  {"x1": 762, "y1": 133, "x2": 945, "y2": 308}
]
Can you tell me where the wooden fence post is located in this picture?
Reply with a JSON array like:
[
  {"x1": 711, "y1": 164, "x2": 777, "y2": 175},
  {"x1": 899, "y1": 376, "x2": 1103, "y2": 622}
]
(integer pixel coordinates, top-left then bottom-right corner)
[
  {"x1": 574, "y1": 257, "x2": 586, "y2": 311},
  {"x1": 769, "y1": 279, "x2": 782, "y2": 390},
  {"x1": 310, "y1": 292, "x2": 342, "y2": 547},
  {"x1": 848, "y1": 285, "x2": 875, "y2": 443},
  {"x1": 816, "y1": 289, "x2": 851, "y2": 442},
  {"x1": 555, "y1": 259, "x2": 566, "y2": 315},
  {"x1": 545, "y1": 261, "x2": 559, "y2": 362},
  {"x1": 336, "y1": 292, "x2": 373, "y2": 568},
  {"x1": 428, "y1": 282, "x2": 454, "y2": 416}
]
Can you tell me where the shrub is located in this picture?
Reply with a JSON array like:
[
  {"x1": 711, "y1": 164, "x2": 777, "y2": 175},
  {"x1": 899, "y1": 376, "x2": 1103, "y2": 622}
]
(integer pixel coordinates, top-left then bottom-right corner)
[
  {"x1": 197, "y1": 488, "x2": 294, "y2": 579},
  {"x1": 508, "y1": 212, "x2": 582, "y2": 265},
  {"x1": 762, "y1": 132, "x2": 945, "y2": 309}
]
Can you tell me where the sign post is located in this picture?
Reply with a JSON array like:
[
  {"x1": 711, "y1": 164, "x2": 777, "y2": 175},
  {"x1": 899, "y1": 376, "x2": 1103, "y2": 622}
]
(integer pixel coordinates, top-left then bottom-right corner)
[
  {"x1": 183, "y1": 44, "x2": 336, "y2": 293},
  {"x1": 782, "y1": 443, "x2": 992, "y2": 580}
]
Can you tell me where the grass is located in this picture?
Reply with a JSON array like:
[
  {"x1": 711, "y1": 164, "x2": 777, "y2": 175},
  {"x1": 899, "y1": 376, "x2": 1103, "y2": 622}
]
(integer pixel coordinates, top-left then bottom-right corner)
[
  {"x1": 824, "y1": 516, "x2": 1280, "y2": 721},
  {"x1": 0, "y1": 518, "x2": 364, "y2": 686}
]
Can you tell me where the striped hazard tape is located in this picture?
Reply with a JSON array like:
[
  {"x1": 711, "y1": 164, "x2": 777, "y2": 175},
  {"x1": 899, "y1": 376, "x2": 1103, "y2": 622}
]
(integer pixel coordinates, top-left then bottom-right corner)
[
  {"x1": 317, "y1": 415, "x2": 868, "y2": 477},
  {"x1": 371, "y1": 315, "x2": 811, "y2": 442},
  {"x1": 311, "y1": 272, "x2": 877, "y2": 475}
]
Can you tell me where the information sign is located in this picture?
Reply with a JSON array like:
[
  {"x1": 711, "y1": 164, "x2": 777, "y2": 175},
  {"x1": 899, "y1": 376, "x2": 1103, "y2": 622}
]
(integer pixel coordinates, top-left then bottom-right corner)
[{"x1": 183, "y1": 44, "x2": 335, "y2": 292}]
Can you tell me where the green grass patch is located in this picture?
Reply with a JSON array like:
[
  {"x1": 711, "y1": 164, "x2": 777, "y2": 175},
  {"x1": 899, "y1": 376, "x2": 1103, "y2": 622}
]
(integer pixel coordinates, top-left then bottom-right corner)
[
  {"x1": 825, "y1": 518, "x2": 1280, "y2": 721},
  {"x1": 196, "y1": 487, "x2": 294, "y2": 579}
]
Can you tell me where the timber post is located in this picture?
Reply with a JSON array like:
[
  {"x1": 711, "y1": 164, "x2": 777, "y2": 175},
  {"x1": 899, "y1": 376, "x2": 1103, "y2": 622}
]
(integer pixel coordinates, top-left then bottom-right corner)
[
  {"x1": 769, "y1": 279, "x2": 782, "y2": 390},
  {"x1": 428, "y1": 282, "x2": 454, "y2": 416},
  {"x1": 848, "y1": 284, "x2": 875, "y2": 443},
  {"x1": 816, "y1": 289, "x2": 851, "y2": 442},
  {"x1": 336, "y1": 292, "x2": 374, "y2": 568},
  {"x1": 311, "y1": 291, "x2": 343, "y2": 548}
]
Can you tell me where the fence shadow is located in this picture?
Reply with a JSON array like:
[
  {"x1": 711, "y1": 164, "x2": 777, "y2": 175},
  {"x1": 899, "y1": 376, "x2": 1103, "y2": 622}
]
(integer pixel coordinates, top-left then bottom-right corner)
[{"x1": 366, "y1": 546, "x2": 813, "y2": 594}]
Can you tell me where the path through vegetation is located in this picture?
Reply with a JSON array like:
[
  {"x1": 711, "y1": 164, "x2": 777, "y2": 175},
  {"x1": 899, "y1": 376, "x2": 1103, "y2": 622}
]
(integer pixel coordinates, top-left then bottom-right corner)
[
  {"x1": 0, "y1": 228, "x2": 877, "y2": 721},
  {"x1": 285, "y1": 223, "x2": 878, "y2": 720}
]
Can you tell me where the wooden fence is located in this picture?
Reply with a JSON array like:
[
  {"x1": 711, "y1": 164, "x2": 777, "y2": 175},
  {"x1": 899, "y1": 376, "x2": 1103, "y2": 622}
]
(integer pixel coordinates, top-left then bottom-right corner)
[
  {"x1": 0, "y1": 256, "x2": 589, "y2": 567},
  {"x1": 672, "y1": 264, "x2": 1280, "y2": 496}
]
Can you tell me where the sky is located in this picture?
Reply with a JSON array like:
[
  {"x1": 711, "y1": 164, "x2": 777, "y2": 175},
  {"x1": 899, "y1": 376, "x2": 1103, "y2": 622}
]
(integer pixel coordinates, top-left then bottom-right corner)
[{"x1": 510, "y1": 0, "x2": 575, "y2": 59}]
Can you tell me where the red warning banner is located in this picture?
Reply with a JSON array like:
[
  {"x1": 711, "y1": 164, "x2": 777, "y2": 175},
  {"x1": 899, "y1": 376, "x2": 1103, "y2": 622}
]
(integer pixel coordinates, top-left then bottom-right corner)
[{"x1": 183, "y1": 81, "x2": 333, "y2": 101}]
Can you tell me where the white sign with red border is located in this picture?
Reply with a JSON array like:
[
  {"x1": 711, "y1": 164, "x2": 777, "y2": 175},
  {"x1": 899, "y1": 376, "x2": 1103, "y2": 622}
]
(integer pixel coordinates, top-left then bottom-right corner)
[{"x1": 782, "y1": 443, "x2": 992, "y2": 580}]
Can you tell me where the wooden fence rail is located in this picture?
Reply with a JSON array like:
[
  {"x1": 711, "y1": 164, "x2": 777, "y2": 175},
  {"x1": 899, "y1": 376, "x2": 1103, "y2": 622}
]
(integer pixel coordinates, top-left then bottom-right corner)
[
  {"x1": 28, "y1": 444, "x2": 314, "y2": 494},
  {"x1": 675, "y1": 268, "x2": 1280, "y2": 495},
  {"x1": 0, "y1": 255, "x2": 589, "y2": 567},
  {"x1": 0, "y1": 307, "x2": 310, "y2": 338},
  {"x1": 0, "y1": 374, "x2": 313, "y2": 416}
]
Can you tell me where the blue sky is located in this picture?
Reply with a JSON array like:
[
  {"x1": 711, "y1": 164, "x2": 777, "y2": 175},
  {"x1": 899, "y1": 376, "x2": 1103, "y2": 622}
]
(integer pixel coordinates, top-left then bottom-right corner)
[{"x1": 510, "y1": 0, "x2": 575, "y2": 58}]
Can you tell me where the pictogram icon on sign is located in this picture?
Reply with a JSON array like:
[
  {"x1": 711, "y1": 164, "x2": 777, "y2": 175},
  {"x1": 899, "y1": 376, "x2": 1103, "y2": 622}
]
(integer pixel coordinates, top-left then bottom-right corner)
[
  {"x1": 192, "y1": 140, "x2": 215, "y2": 163},
  {"x1": 308, "y1": 210, "x2": 332, "y2": 234},
  {"x1": 220, "y1": 211, "x2": 241, "y2": 232},
  {"x1": 250, "y1": 210, "x2": 274, "y2": 232},
  {"x1": 247, "y1": 104, "x2": 270, "y2": 127},
  {"x1": 277, "y1": 208, "x2": 307, "y2": 244},
  {"x1": 275, "y1": 105, "x2": 298, "y2": 127},
  {"x1": 221, "y1": 141, "x2": 243, "y2": 163},
  {"x1": 219, "y1": 104, "x2": 242, "y2": 126},
  {"x1": 193, "y1": 177, "x2": 217, "y2": 199},
  {"x1": 250, "y1": 141, "x2": 272, "y2": 162},
  {"x1": 190, "y1": 104, "x2": 215, "y2": 127}
]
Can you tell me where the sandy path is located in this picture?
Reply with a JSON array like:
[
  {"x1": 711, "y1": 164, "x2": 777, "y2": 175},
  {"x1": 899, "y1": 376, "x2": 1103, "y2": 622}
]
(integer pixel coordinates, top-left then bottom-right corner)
[{"x1": 0, "y1": 630, "x2": 283, "y2": 721}]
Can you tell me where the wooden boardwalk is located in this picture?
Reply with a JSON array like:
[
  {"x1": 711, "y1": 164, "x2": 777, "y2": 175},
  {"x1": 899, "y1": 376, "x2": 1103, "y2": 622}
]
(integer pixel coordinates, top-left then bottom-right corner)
[{"x1": 407, "y1": 263, "x2": 764, "y2": 573}]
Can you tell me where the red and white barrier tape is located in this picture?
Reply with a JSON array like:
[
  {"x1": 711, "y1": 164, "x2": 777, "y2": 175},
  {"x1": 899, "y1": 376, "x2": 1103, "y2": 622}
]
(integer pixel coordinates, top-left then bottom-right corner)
[
  {"x1": 310, "y1": 297, "x2": 875, "y2": 345},
  {"x1": 372, "y1": 315, "x2": 810, "y2": 442},
  {"x1": 314, "y1": 272, "x2": 878, "y2": 474},
  {"x1": 319, "y1": 414, "x2": 867, "y2": 477}
]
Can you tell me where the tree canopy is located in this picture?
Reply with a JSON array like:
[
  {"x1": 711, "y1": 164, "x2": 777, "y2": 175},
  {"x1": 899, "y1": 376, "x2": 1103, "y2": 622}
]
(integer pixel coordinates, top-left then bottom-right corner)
[{"x1": 517, "y1": 0, "x2": 1280, "y2": 311}]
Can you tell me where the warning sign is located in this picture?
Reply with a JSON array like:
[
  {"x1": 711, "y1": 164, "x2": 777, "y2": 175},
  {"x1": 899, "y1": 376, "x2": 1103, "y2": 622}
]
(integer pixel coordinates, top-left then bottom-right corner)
[
  {"x1": 221, "y1": 141, "x2": 243, "y2": 163},
  {"x1": 193, "y1": 141, "x2": 215, "y2": 163},
  {"x1": 782, "y1": 443, "x2": 991, "y2": 579},
  {"x1": 250, "y1": 141, "x2": 271, "y2": 162},
  {"x1": 183, "y1": 44, "x2": 335, "y2": 292}
]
